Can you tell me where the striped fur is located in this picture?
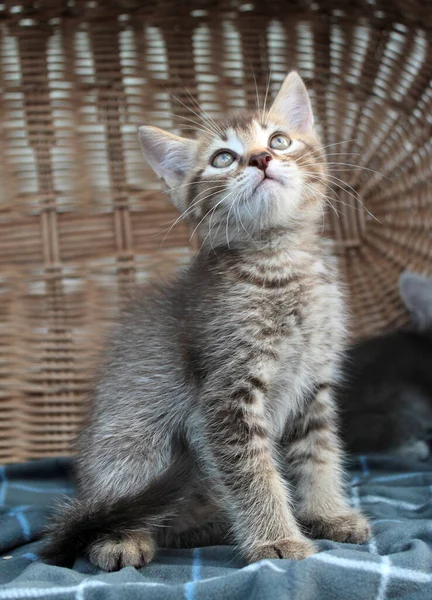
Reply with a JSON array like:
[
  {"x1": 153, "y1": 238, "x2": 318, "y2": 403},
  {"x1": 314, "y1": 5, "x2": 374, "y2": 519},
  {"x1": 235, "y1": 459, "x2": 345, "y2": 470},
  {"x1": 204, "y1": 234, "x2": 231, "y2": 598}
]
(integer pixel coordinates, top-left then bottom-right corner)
[{"x1": 42, "y1": 72, "x2": 370, "y2": 570}]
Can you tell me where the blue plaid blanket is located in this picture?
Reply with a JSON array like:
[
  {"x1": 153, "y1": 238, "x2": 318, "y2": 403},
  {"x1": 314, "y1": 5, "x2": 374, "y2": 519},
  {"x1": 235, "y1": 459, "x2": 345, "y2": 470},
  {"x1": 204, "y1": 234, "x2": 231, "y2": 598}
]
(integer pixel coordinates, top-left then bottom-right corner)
[{"x1": 0, "y1": 455, "x2": 432, "y2": 599}]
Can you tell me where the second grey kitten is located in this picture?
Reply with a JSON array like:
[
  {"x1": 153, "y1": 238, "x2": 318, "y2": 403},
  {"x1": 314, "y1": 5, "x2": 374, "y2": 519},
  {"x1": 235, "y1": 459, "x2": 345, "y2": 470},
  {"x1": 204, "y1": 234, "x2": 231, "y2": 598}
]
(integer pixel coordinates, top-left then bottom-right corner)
[
  {"x1": 42, "y1": 72, "x2": 370, "y2": 570},
  {"x1": 340, "y1": 271, "x2": 432, "y2": 460}
]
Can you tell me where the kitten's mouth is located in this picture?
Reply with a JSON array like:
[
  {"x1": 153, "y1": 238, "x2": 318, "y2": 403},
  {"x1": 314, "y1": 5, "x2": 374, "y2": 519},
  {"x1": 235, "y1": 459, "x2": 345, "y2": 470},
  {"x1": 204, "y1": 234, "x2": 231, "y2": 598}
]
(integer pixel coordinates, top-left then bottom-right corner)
[{"x1": 255, "y1": 174, "x2": 280, "y2": 190}]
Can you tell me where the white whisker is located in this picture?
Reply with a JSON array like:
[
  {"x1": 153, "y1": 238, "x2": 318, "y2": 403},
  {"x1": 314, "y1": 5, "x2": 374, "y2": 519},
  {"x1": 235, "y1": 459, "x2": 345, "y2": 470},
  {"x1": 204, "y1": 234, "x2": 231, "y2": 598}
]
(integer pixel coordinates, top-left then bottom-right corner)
[
  {"x1": 167, "y1": 112, "x2": 217, "y2": 138},
  {"x1": 302, "y1": 171, "x2": 380, "y2": 224},
  {"x1": 262, "y1": 69, "x2": 272, "y2": 124},
  {"x1": 167, "y1": 89, "x2": 222, "y2": 138},
  {"x1": 185, "y1": 89, "x2": 224, "y2": 138},
  {"x1": 159, "y1": 185, "x2": 226, "y2": 246},
  {"x1": 251, "y1": 66, "x2": 260, "y2": 114}
]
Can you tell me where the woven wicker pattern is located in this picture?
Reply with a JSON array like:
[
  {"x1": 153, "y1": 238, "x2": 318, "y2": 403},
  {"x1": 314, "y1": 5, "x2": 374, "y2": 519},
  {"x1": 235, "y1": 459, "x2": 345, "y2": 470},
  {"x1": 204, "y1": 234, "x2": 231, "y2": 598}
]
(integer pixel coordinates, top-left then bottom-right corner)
[{"x1": 0, "y1": 0, "x2": 431, "y2": 462}]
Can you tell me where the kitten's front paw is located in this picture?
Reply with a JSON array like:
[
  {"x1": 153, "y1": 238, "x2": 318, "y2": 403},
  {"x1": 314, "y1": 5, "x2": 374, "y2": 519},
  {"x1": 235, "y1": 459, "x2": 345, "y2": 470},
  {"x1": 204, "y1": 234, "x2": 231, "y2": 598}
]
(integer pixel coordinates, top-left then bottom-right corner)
[
  {"x1": 247, "y1": 536, "x2": 317, "y2": 562},
  {"x1": 88, "y1": 532, "x2": 156, "y2": 571},
  {"x1": 302, "y1": 511, "x2": 371, "y2": 544}
]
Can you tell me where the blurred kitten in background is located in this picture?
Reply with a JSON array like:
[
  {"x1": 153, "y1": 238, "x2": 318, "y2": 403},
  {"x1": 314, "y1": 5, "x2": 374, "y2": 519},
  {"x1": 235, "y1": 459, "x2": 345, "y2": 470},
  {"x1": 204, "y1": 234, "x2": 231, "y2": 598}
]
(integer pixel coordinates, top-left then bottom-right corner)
[{"x1": 340, "y1": 272, "x2": 432, "y2": 460}]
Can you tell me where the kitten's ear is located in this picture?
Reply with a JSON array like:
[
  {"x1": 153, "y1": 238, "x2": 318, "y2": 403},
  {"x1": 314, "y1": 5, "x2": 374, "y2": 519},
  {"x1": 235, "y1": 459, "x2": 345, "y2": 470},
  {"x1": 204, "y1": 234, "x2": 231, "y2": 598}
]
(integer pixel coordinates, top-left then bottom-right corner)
[
  {"x1": 269, "y1": 71, "x2": 314, "y2": 133},
  {"x1": 139, "y1": 125, "x2": 197, "y2": 190},
  {"x1": 399, "y1": 271, "x2": 432, "y2": 331}
]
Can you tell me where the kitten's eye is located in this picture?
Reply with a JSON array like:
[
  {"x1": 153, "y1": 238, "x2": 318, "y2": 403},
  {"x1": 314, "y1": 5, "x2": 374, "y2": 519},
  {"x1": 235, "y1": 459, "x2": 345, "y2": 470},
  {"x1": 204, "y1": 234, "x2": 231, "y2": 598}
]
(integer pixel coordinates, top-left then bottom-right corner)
[
  {"x1": 269, "y1": 134, "x2": 290, "y2": 150},
  {"x1": 211, "y1": 151, "x2": 235, "y2": 168}
]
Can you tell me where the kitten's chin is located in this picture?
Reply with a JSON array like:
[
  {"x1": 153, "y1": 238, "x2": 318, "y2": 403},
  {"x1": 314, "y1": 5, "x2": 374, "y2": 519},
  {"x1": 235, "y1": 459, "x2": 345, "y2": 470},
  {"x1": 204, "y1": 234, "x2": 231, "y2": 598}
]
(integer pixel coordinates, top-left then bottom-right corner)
[
  {"x1": 253, "y1": 176, "x2": 299, "y2": 201},
  {"x1": 258, "y1": 176, "x2": 280, "y2": 188},
  {"x1": 253, "y1": 176, "x2": 284, "y2": 196},
  {"x1": 254, "y1": 167, "x2": 297, "y2": 193}
]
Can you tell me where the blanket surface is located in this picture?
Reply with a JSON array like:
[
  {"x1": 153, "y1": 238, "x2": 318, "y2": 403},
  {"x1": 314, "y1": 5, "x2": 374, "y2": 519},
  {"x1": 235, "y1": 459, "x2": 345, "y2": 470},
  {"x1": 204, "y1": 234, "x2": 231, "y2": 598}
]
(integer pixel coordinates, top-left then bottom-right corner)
[{"x1": 0, "y1": 455, "x2": 431, "y2": 599}]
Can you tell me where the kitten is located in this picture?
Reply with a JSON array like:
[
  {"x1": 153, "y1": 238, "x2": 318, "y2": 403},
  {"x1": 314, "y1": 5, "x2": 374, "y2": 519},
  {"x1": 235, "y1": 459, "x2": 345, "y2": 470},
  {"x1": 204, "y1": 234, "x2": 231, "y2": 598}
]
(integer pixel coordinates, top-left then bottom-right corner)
[
  {"x1": 340, "y1": 272, "x2": 432, "y2": 459},
  {"x1": 42, "y1": 72, "x2": 370, "y2": 571}
]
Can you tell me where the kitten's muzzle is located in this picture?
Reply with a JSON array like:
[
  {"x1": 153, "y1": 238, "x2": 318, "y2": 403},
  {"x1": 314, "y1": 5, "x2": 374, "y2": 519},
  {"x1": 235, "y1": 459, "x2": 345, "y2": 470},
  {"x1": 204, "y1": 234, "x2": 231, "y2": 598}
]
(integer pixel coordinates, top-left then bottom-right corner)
[{"x1": 249, "y1": 152, "x2": 272, "y2": 172}]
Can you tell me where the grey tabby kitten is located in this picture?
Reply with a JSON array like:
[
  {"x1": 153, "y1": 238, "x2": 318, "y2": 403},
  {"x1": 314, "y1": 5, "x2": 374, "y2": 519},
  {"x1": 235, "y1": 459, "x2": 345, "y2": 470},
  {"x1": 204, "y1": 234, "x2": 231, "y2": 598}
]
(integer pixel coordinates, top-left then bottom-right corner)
[
  {"x1": 340, "y1": 271, "x2": 432, "y2": 460},
  {"x1": 42, "y1": 72, "x2": 370, "y2": 571}
]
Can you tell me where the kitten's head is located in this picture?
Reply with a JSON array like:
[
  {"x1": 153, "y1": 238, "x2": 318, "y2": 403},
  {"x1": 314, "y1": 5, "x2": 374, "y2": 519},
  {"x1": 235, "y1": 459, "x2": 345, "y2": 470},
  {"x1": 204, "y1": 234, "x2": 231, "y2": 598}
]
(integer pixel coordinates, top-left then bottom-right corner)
[
  {"x1": 399, "y1": 271, "x2": 432, "y2": 332},
  {"x1": 139, "y1": 72, "x2": 326, "y2": 248}
]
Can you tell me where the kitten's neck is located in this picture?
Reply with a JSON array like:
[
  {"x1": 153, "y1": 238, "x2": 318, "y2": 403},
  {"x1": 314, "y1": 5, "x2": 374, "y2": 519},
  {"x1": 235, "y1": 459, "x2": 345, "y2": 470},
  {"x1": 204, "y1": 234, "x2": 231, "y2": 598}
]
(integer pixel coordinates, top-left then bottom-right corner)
[
  {"x1": 199, "y1": 221, "x2": 322, "y2": 259},
  {"x1": 245, "y1": 225, "x2": 319, "y2": 253}
]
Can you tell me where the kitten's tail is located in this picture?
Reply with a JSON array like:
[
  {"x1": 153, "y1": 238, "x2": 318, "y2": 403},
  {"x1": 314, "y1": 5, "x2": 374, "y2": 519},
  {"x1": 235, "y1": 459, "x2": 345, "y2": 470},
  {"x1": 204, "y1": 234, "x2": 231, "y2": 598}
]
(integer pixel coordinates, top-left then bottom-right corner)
[{"x1": 40, "y1": 451, "x2": 192, "y2": 567}]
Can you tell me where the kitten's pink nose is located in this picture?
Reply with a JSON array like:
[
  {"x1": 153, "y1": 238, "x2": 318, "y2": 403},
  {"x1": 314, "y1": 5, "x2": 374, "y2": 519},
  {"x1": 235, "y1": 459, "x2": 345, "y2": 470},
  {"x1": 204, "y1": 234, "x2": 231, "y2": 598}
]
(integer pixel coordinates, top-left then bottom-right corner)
[{"x1": 248, "y1": 152, "x2": 272, "y2": 171}]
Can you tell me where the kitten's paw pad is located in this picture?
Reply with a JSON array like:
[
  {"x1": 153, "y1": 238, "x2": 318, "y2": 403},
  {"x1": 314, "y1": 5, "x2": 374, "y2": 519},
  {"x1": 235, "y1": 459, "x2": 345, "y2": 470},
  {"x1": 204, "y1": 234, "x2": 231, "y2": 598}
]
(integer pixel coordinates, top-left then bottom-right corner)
[
  {"x1": 395, "y1": 440, "x2": 430, "y2": 461},
  {"x1": 88, "y1": 532, "x2": 156, "y2": 571},
  {"x1": 303, "y1": 512, "x2": 371, "y2": 544},
  {"x1": 248, "y1": 537, "x2": 317, "y2": 562}
]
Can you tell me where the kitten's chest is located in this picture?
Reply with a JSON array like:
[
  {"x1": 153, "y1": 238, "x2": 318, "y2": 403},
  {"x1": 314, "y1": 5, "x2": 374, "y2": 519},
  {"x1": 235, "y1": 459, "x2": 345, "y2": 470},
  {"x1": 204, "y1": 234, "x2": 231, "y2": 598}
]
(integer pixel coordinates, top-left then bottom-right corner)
[
  {"x1": 260, "y1": 265, "x2": 345, "y2": 437},
  {"x1": 252, "y1": 257, "x2": 342, "y2": 341}
]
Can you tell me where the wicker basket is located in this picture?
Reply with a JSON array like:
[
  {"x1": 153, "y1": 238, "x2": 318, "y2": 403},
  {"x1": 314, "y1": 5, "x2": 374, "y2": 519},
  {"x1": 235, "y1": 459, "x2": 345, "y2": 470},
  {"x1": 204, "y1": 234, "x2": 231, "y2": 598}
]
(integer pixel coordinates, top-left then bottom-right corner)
[{"x1": 0, "y1": 0, "x2": 431, "y2": 463}]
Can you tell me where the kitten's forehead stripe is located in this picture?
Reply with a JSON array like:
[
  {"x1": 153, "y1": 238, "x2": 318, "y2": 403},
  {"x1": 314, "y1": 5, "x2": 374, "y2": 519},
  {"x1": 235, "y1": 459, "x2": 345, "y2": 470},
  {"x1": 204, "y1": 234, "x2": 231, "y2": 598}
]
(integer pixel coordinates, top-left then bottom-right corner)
[
  {"x1": 252, "y1": 120, "x2": 272, "y2": 149},
  {"x1": 216, "y1": 110, "x2": 265, "y2": 135}
]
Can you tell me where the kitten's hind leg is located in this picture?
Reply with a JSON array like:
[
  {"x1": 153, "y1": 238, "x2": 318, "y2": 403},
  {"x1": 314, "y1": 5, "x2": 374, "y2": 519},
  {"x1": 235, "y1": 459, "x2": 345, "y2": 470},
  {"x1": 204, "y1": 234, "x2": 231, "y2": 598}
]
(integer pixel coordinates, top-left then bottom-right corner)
[
  {"x1": 42, "y1": 450, "x2": 193, "y2": 570},
  {"x1": 89, "y1": 531, "x2": 156, "y2": 571},
  {"x1": 157, "y1": 483, "x2": 233, "y2": 549},
  {"x1": 162, "y1": 519, "x2": 233, "y2": 549},
  {"x1": 282, "y1": 382, "x2": 371, "y2": 544}
]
